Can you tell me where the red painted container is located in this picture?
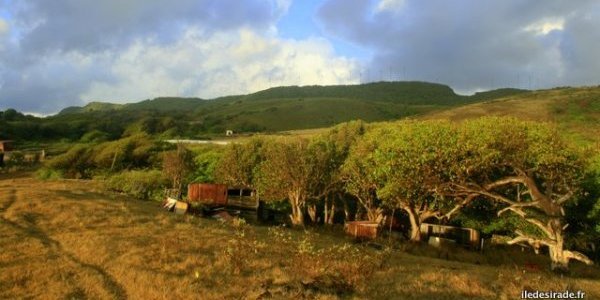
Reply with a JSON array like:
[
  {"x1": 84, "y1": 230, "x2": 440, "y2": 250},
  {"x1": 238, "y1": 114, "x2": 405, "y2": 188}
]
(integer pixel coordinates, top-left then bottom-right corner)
[
  {"x1": 187, "y1": 183, "x2": 228, "y2": 205},
  {"x1": 345, "y1": 221, "x2": 379, "y2": 239}
]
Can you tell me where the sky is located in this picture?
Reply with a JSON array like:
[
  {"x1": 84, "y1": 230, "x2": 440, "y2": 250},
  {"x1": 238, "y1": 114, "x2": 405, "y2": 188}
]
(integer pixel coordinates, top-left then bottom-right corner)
[{"x1": 1, "y1": 0, "x2": 599, "y2": 115}]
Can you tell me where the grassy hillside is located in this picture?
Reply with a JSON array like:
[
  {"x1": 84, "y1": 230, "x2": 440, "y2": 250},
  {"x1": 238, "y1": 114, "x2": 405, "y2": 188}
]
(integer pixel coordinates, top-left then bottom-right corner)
[
  {"x1": 421, "y1": 86, "x2": 600, "y2": 144},
  {"x1": 2, "y1": 175, "x2": 598, "y2": 299},
  {"x1": 59, "y1": 102, "x2": 124, "y2": 114},
  {"x1": 2, "y1": 81, "x2": 518, "y2": 142}
]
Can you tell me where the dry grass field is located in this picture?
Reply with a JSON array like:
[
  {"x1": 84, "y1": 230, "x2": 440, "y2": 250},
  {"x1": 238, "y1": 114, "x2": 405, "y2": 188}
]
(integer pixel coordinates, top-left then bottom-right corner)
[{"x1": 1, "y1": 173, "x2": 599, "y2": 299}]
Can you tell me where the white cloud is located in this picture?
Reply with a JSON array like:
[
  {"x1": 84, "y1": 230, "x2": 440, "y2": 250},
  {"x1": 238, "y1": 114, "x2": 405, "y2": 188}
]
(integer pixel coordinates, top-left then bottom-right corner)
[
  {"x1": 524, "y1": 18, "x2": 565, "y2": 35},
  {"x1": 375, "y1": 0, "x2": 406, "y2": 13},
  {"x1": 0, "y1": 18, "x2": 8, "y2": 35},
  {"x1": 80, "y1": 27, "x2": 359, "y2": 103}
]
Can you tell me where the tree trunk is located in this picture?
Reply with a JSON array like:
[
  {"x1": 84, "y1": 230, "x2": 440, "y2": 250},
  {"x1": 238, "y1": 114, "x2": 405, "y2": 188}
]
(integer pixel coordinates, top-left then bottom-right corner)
[
  {"x1": 308, "y1": 204, "x2": 318, "y2": 223},
  {"x1": 327, "y1": 201, "x2": 335, "y2": 224},
  {"x1": 324, "y1": 197, "x2": 335, "y2": 225},
  {"x1": 289, "y1": 195, "x2": 305, "y2": 226},
  {"x1": 343, "y1": 201, "x2": 350, "y2": 221},
  {"x1": 549, "y1": 246, "x2": 569, "y2": 273},
  {"x1": 404, "y1": 206, "x2": 421, "y2": 242},
  {"x1": 367, "y1": 207, "x2": 384, "y2": 224},
  {"x1": 548, "y1": 219, "x2": 569, "y2": 272}
]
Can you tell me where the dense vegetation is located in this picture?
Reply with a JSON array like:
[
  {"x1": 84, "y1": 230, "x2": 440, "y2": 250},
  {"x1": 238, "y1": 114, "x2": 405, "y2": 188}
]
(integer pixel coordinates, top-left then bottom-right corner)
[
  {"x1": 35, "y1": 115, "x2": 600, "y2": 271},
  {"x1": 3, "y1": 83, "x2": 599, "y2": 273},
  {"x1": 212, "y1": 117, "x2": 599, "y2": 271}
]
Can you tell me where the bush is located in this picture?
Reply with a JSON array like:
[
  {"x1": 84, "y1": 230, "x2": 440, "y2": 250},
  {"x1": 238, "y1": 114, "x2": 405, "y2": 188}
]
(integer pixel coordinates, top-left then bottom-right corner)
[
  {"x1": 92, "y1": 134, "x2": 156, "y2": 170},
  {"x1": 105, "y1": 169, "x2": 168, "y2": 200},
  {"x1": 80, "y1": 130, "x2": 110, "y2": 143},
  {"x1": 7, "y1": 151, "x2": 25, "y2": 166},
  {"x1": 36, "y1": 168, "x2": 64, "y2": 180},
  {"x1": 46, "y1": 144, "x2": 93, "y2": 178}
]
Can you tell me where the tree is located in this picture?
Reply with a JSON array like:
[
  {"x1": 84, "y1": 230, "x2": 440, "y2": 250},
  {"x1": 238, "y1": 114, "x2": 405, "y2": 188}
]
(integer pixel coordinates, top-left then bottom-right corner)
[
  {"x1": 256, "y1": 138, "x2": 331, "y2": 226},
  {"x1": 356, "y1": 121, "x2": 473, "y2": 241},
  {"x1": 445, "y1": 117, "x2": 593, "y2": 271},
  {"x1": 191, "y1": 146, "x2": 223, "y2": 183},
  {"x1": 311, "y1": 120, "x2": 367, "y2": 224},
  {"x1": 214, "y1": 137, "x2": 264, "y2": 188},
  {"x1": 341, "y1": 127, "x2": 383, "y2": 223},
  {"x1": 162, "y1": 144, "x2": 194, "y2": 197}
]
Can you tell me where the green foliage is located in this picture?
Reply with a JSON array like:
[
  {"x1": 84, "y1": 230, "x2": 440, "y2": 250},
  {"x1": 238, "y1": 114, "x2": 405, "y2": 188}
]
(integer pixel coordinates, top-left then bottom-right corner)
[
  {"x1": 256, "y1": 137, "x2": 341, "y2": 225},
  {"x1": 215, "y1": 138, "x2": 265, "y2": 187},
  {"x1": 46, "y1": 144, "x2": 94, "y2": 178},
  {"x1": 105, "y1": 169, "x2": 168, "y2": 200},
  {"x1": 6, "y1": 151, "x2": 26, "y2": 166},
  {"x1": 79, "y1": 130, "x2": 110, "y2": 143},
  {"x1": 191, "y1": 146, "x2": 223, "y2": 183},
  {"x1": 35, "y1": 167, "x2": 64, "y2": 180},
  {"x1": 45, "y1": 135, "x2": 160, "y2": 178},
  {"x1": 162, "y1": 144, "x2": 195, "y2": 189},
  {"x1": 92, "y1": 134, "x2": 157, "y2": 171}
]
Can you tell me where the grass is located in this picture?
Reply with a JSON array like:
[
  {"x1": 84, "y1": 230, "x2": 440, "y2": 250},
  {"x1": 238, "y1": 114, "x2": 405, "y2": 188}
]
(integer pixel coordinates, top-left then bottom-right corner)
[
  {"x1": 420, "y1": 86, "x2": 600, "y2": 144},
  {"x1": 1, "y1": 173, "x2": 599, "y2": 299}
]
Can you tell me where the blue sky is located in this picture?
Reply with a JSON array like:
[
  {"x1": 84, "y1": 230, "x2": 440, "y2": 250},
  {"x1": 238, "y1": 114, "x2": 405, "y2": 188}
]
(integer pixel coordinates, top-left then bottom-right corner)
[
  {"x1": 1, "y1": 0, "x2": 600, "y2": 114},
  {"x1": 277, "y1": 0, "x2": 371, "y2": 61}
]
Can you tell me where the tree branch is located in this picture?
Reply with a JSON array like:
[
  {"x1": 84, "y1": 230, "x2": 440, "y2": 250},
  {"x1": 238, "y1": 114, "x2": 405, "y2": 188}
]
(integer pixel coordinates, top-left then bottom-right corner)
[
  {"x1": 556, "y1": 190, "x2": 574, "y2": 205},
  {"x1": 564, "y1": 250, "x2": 594, "y2": 266},
  {"x1": 497, "y1": 206, "x2": 555, "y2": 239},
  {"x1": 483, "y1": 176, "x2": 526, "y2": 190},
  {"x1": 507, "y1": 230, "x2": 554, "y2": 248},
  {"x1": 442, "y1": 194, "x2": 478, "y2": 220}
]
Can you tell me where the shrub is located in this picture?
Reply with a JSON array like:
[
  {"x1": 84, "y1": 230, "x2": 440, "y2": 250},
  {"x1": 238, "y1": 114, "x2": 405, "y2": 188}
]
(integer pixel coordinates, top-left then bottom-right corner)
[
  {"x1": 92, "y1": 134, "x2": 156, "y2": 170},
  {"x1": 79, "y1": 130, "x2": 110, "y2": 143},
  {"x1": 46, "y1": 144, "x2": 93, "y2": 178},
  {"x1": 36, "y1": 168, "x2": 64, "y2": 180},
  {"x1": 105, "y1": 169, "x2": 168, "y2": 200},
  {"x1": 289, "y1": 237, "x2": 388, "y2": 294},
  {"x1": 7, "y1": 151, "x2": 25, "y2": 166}
]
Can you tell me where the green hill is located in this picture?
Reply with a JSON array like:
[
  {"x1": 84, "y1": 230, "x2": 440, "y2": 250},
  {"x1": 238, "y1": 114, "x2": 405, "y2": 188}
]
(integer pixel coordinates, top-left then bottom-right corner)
[
  {"x1": 59, "y1": 102, "x2": 124, "y2": 114},
  {"x1": 6, "y1": 81, "x2": 529, "y2": 141}
]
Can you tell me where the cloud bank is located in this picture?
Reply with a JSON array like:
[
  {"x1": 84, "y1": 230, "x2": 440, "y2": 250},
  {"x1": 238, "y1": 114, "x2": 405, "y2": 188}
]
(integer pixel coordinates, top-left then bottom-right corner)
[
  {"x1": 2, "y1": 0, "x2": 600, "y2": 114},
  {"x1": 0, "y1": 0, "x2": 357, "y2": 114},
  {"x1": 318, "y1": 0, "x2": 600, "y2": 93}
]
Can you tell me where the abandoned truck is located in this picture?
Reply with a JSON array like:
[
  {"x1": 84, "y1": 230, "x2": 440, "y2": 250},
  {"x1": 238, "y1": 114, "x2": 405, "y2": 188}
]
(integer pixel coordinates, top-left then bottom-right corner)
[{"x1": 186, "y1": 183, "x2": 273, "y2": 221}]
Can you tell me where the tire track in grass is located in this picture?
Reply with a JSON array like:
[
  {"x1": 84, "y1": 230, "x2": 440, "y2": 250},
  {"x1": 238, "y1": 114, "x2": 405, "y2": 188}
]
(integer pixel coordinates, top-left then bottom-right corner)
[
  {"x1": 0, "y1": 185, "x2": 128, "y2": 299},
  {"x1": 0, "y1": 188, "x2": 16, "y2": 214}
]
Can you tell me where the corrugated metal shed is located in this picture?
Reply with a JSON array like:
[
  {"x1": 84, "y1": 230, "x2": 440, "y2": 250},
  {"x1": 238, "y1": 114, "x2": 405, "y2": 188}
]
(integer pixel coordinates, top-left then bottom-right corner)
[{"x1": 187, "y1": 183, "x2": 228, "y2": 205}]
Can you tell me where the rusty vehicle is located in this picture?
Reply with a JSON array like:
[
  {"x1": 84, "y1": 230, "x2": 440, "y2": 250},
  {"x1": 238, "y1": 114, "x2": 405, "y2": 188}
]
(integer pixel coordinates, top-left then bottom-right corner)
[
  {"x1": 345, "y1": 221, "x2": 380, "y2": 239},
  {"x1": 187, "y1": 183, "x2": 259, "y2": 210},
  {"x1": 419, "y1": 223, "x2": 481, "y2": 250}
]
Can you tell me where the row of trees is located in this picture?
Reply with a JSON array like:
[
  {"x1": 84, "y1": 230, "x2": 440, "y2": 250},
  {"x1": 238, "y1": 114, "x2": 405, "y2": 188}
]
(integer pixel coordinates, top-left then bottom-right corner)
[{"x1": 213, "y1": 118, "x2": 598, "y2": 271}]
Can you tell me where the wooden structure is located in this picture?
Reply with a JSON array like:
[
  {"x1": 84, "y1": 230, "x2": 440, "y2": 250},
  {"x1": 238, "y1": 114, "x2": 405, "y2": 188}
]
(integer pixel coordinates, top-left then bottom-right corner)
[
  {"x1": 345, "y1": 221, "x2": 379, "y2": 239},
  {"x1": 187, "y1": 183, "x2": 228, "y2": 205},
  {"x1": 0, "y1": 140, "x2": 13, "y2": 152},
  {"x1": 420, "y1": 223, "x2": 481, "y2": 249}
]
